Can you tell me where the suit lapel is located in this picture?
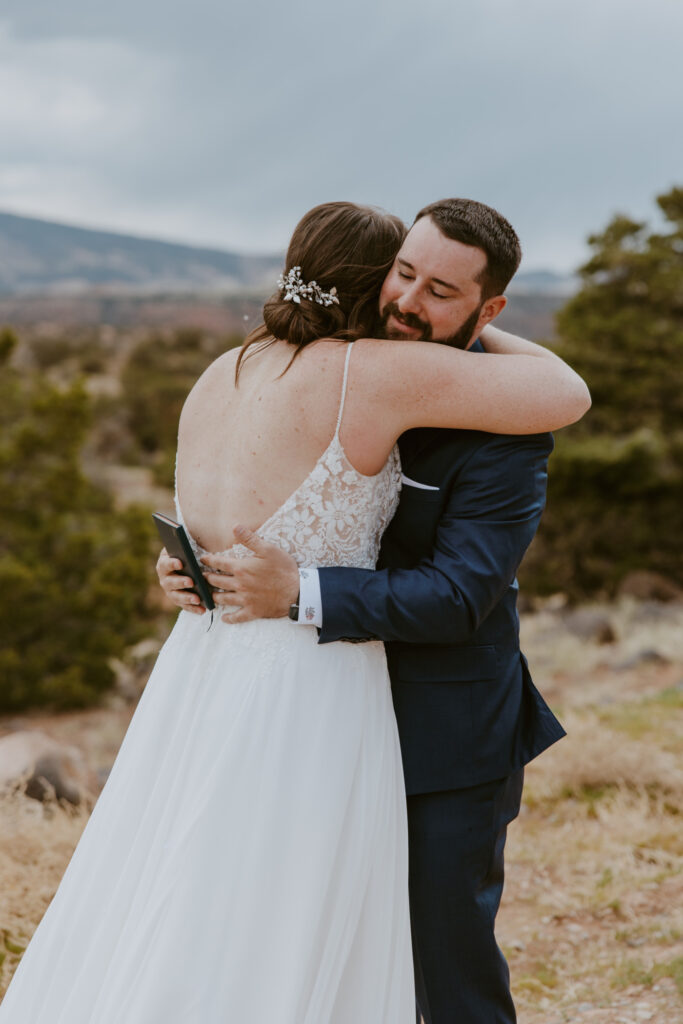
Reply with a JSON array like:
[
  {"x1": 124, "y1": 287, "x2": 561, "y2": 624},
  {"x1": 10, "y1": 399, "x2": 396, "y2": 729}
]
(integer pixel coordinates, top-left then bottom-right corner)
[{"x1": 398, "y1": 428, "x2": 439, "y2": 471}]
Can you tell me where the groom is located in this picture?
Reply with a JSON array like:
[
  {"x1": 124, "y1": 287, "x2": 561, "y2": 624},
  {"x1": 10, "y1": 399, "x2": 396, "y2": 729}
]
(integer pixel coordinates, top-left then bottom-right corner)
[{"x1": 158, "y1": 198, "x2": 566, "y2": 1023}]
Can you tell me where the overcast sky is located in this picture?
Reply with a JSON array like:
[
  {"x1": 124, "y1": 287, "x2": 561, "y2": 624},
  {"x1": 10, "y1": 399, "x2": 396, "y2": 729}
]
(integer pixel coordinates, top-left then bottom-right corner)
[{"x1": 0, "y1": 0, "x2": 680, "y2": 271}]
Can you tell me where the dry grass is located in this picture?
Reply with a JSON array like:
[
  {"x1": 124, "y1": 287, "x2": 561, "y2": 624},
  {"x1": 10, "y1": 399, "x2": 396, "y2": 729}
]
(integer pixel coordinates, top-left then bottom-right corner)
[
  {"x1": 0, "y1": 790, "x2": 89, "y2": 995},
  {"x1": 497, "y1": 599, "x2": 683, "y2": 1023},
  {"x1": 1, "y1": 598, "x2": 682, "y2": 1021}
]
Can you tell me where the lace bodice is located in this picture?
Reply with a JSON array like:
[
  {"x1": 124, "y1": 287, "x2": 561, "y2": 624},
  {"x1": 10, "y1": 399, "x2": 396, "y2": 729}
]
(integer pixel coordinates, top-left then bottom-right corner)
[{"x1": 174, "y1": 343, "x2": 401, "y2": 570}]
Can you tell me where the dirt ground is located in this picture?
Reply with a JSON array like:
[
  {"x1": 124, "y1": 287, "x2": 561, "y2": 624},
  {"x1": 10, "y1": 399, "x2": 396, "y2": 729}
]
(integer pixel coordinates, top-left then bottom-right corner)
[{"x1": 1, "y1": 597, "x2": 682, "y2": 1021}]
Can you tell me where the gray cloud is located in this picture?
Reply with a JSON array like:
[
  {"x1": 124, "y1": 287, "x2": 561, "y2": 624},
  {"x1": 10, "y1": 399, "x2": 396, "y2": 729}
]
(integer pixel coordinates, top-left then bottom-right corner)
[{"x1": 0, "y1": 0, "x2": 681, "y2": 270}]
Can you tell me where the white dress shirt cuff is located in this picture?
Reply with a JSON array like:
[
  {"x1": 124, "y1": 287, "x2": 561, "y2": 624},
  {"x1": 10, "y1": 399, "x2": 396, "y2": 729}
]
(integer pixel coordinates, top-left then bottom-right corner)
[{"x1": 297, "y1": 568, "x2": 323, "y2": 627}]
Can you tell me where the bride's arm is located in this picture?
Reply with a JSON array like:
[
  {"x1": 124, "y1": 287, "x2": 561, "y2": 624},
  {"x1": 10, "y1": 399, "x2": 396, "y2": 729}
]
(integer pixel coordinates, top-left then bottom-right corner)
[{"x1": 356, "y1": 332, "x2": 590, "y2": 436}]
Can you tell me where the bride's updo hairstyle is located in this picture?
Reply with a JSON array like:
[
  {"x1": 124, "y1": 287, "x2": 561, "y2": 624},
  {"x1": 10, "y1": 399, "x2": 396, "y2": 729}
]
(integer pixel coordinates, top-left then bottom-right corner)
[{"x1": 236, "y1": 202, "x2": 405, "y2": 379}]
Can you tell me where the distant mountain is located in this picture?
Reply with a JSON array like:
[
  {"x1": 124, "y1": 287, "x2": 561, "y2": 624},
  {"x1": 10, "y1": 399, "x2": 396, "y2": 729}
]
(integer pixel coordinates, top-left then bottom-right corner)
[
  {"x1": 508, "y1": 269, "x2": 577, "y2": 296},
  {"x1": 0, "y1": 211, "x2": 284, "y2": 296}
]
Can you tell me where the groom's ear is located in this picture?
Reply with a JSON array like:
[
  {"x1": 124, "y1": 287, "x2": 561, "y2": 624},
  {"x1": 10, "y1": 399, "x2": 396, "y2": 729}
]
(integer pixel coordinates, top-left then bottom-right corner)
[{"x1": 475, "y1": 294, "x2": 507, "y2": 335}]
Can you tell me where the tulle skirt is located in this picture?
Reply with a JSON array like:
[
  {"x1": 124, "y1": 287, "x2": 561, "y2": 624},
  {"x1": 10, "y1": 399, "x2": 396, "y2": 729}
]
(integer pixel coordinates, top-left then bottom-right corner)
[{"x1": 0, "y1": 612, "x2": 414, "y2": 1022}]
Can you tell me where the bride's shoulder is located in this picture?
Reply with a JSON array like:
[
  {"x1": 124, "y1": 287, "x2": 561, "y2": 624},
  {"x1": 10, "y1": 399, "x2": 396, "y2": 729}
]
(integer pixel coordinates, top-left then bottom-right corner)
[
  {"x1": 189, "y1": 347, "x2": 239, "y2": 394},
  {"x1": 282, "y1": 339, "x2": 353, "y2": 389},
  {"x1": 179, "y1": 347, "x2": 239, "y2": 422},
  {"x1": 205, "y1": 346, "x2": 240, "y2": 378}
]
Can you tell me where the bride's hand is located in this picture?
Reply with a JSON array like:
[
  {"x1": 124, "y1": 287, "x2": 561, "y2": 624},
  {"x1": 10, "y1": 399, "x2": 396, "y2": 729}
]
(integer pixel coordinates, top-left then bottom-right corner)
[
  {"x1": 200, "y1": 526, "x2": 299, "y2": 623},
  {"x1": 155, "y1": 548, "x2": 206, "y2": 615}
]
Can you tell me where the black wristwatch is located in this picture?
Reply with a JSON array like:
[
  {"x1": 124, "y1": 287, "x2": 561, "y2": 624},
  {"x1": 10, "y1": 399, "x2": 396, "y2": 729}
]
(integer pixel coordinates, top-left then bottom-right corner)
[{"x1": 288, "y1": 592, "x2": 300, "y2": 622}]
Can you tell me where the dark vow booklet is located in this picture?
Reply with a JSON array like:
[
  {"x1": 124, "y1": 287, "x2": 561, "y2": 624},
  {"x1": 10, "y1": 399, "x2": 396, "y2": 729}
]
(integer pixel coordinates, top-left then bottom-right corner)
[{"x1": 152, "y1": 513, "x2": 216, "y2": 611}]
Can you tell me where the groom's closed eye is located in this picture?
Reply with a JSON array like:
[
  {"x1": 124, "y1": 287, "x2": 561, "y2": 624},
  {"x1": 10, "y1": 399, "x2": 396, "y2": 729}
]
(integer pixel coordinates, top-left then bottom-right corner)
[
  {"x1": 397, "y1": 269, "x2": 450, "y2": 300},
  {"x1": 396, "y1": 259, "x2": 460, "y2": 299}
]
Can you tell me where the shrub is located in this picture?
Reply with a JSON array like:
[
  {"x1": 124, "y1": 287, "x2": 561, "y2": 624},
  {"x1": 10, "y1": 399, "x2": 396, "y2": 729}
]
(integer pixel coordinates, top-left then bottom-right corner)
[{"x1": 0, "y1": 361, "x2": 155, "y2": 711}]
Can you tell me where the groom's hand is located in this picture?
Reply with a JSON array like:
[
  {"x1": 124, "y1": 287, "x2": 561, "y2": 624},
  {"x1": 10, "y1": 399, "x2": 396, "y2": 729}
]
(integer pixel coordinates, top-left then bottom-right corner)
[{"x1": 200, "y1": 525, "x2": 299, "y2": 624}]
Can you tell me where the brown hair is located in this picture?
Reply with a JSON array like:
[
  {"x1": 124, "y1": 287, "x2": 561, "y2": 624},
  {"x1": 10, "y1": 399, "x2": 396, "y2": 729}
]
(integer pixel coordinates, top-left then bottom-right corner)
[
  {"x1": 236, "y1": 202, "x2": 406, "y2": 379},
  {"x1": 414, "y1": 198, "x2": 521, "y2": 298}
]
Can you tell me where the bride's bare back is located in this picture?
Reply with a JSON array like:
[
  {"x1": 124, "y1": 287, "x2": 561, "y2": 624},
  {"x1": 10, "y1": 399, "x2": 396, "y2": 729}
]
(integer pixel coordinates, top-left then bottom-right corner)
[{"x1": 175, "y1": 340, "x2": 390, "y2": 554}]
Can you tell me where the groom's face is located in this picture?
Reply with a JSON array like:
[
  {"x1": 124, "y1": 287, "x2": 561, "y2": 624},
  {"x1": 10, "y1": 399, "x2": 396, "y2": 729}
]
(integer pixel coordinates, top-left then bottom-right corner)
[{"x1": 378, "y1": 215, "x2": 502, "y2": 349}]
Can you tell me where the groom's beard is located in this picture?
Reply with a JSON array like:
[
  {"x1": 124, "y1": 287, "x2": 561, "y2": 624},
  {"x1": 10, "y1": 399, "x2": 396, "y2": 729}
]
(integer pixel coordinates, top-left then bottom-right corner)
[
  {"x1": 379, "y1": 301, "x2": 483, "y2": 350},
  {"x1": 379, "y1": 303, "x2": 432, "y2": 341}
]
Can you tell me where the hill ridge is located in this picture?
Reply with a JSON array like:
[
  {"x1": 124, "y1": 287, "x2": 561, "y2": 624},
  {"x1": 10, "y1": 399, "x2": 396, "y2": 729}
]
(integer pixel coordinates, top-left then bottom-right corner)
[
  {"x1": 0, "y1": 210, "x2": 283, "y2": 296},
  {"x1": 0, "y1": 209, "x2": 576, "y2": 298}
]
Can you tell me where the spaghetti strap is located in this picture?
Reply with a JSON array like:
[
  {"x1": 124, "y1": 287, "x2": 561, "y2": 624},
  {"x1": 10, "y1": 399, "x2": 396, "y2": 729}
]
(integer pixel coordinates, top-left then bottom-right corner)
[{"x1": 334, "y1": 342, "x2": 354, "y2": 438}]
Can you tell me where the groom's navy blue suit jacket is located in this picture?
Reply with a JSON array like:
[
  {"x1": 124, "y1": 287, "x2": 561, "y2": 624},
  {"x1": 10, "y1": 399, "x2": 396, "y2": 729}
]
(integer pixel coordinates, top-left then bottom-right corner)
[{"x1": 317, "y1": 345, "x2": 566, "y2": 795}]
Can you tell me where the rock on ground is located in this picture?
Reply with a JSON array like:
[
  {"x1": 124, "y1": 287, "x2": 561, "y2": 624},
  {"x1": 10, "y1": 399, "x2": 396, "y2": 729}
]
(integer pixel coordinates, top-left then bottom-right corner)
[{"x1": 0, "y1": 730, "x2": 96, "y2": 806}]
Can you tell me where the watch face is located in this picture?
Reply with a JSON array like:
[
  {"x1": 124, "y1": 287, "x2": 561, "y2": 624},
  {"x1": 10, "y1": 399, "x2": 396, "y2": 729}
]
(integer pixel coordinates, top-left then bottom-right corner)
[{"x1": 288, "y1": 604, "x2": 299, "y2": 621}]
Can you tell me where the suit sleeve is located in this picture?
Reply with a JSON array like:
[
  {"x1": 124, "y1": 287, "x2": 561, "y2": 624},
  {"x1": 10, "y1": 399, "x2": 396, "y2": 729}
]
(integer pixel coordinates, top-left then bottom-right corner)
[{"x1": 317, "y1": 433, "x2": 553, "y2": 645}]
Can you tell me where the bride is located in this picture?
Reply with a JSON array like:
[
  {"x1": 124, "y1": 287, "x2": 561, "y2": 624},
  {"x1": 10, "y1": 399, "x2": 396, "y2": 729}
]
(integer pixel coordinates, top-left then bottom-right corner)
[{"x1": 0, "y1": 202, "x2": 589, "y2": 1023}]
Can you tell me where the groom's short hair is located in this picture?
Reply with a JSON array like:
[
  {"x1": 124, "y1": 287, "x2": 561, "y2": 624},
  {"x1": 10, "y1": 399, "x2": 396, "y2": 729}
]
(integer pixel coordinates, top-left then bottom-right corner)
[{"x1": 414, "y1": 198, "x2": 521, "y2": 299}]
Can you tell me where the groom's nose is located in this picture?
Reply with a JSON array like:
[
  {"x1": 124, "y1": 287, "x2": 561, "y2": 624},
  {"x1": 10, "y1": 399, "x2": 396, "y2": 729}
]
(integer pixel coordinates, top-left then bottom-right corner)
[{"x1": 396, "y1": 282, "x2": 423, "y2": 317}]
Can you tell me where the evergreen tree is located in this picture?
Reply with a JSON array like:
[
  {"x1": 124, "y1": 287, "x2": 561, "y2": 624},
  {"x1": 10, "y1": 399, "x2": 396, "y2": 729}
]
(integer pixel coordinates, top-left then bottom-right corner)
[
  {"x1": 554, "y1": 186, "x2": 683, "y2": 434},
  {"x1": 520, "y1": 187, "x2": 683, "y2": 597}
]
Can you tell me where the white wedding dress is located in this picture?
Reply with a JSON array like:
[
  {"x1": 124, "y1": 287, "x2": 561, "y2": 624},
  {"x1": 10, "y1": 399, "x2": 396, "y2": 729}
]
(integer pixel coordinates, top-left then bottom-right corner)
[{"x1": 0, "y1": 343, "x2": 415, "y2": 1023}]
